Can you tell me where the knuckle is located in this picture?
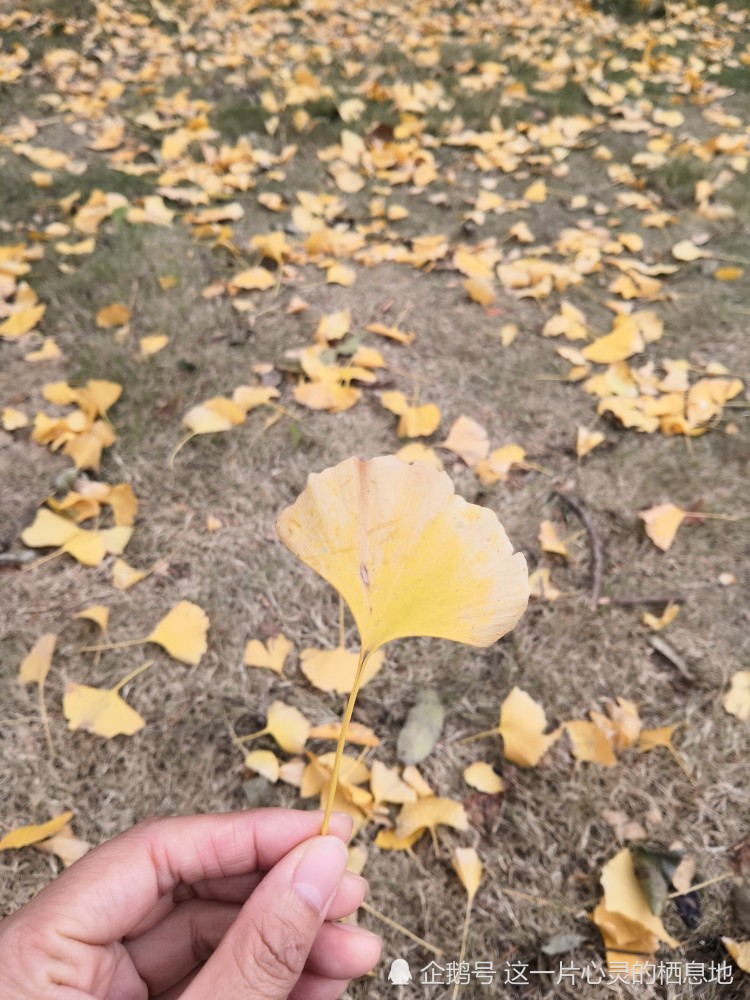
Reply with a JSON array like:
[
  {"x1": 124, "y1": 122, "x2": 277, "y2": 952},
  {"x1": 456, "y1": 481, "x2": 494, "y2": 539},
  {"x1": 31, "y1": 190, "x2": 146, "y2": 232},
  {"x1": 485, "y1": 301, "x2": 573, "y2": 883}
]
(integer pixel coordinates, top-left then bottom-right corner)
[{"x1": 238, "y1": 911, "x2": 308, "y2": 989}]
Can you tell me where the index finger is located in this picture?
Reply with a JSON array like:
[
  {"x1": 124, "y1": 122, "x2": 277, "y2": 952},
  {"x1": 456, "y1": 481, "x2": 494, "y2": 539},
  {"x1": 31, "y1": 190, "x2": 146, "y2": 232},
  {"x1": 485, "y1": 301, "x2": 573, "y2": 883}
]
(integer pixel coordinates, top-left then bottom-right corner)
[{"x1": 17, "y1": 809, "x2": 352, "y2": 946}]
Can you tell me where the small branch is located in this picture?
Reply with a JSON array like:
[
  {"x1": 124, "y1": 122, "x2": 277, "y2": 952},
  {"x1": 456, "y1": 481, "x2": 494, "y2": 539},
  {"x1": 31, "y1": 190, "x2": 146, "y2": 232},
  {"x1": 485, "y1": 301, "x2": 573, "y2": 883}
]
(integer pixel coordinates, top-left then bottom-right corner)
[
  {"x1": 552, "y1": 491, "x2": 603, "y2": 612},
  {"x1": 601, "y1": 594, "x2": 687, "y2": 608},
  {"x1": 668, "y1": 872, "x2": 732, "y2": 899},
  {"x1": 359, "y1": 901, "x2": 443, "y2": 956}
]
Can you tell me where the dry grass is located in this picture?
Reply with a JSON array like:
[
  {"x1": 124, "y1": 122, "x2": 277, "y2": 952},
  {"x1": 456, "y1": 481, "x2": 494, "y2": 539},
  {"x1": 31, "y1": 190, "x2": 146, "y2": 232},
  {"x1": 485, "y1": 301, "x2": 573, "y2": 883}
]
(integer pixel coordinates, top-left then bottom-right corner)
[{"x1": 2, "y1": 1, "x2": 750, "y2": 997}]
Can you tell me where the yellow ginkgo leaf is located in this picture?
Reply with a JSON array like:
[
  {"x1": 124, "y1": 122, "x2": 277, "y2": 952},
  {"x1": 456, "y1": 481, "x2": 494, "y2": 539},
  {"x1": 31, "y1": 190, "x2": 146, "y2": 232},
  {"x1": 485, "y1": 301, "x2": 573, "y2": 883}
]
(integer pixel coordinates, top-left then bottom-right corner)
[
  {"x1": 315, "y1": 309, "x2": 351, "y2": 344},
  {"x1": 528, "y1": 567, "x2": 561, "y2": 601},
  {"x1": 591, "y1": 902, "x2": 658, "y2": 978},
  {"x1": 64, "y1": 681, "x2": 145, "y2": 738},
  {"x1": 21, "y1": 508, "x2": 78, "y2": 549},
  {"x1": 35, "y1": 824, "x2": 92, "y2": 867},
  {"x1": 582, "y1": 317, "x2": 644, "y2": 364},
  {"x1": 19, "y1": 633, "x2": 56, "y2": 686},
  {"x1": 565, "y1": 720, "x2": 617, "y2": 767},
  {"x1": 245, "y1": 749, "x2": 280, "y2": 783},
  {"x1": 475, "y1": 445, "x2": 526, "y2": 485},
  {"x1": 498, "y1": 687, "x2": 560, "y2": 767},
  {"x1": 233, "y1": 385, "x2": 280, "y2": 412},
  {"x1": 370, "y1": 761, "x2": 417, "y2": 804},
  {"x1": 139, "y1": 333, "x2": 169, "y2": 357},
  {"x1": 374, "y1": 828, "x2": 424, "y2": 851},
  {"x1": 672, "y1": 239, "x2": 711, "y2": 262},
  {"x1": 576, "y1": 425, "x2": 605, "y2": 458},
  {"x1": 397, "y1": 404, "x2": 441, "y2": 438},
  {"x1": 395, "y1": 442, "x2": 444, "y2": 470},
  {"x1": 326, "y1": 263, "x2": 356, "y2": 286},
  {"x1": 148, "y1": 601, "x2": 209, "y2": 665},
  {"x1": 600, "y1": 848, "x2": 679, "y2": 948},
  {"x1": 0, "y1": 811, "x2": 74, "y2": 852},
  {"x1": 0, "y1": 304, "x2": 46, "y2": 339},
  {"x1": 112, "y1": 558, "x2": 146, "y2": 590},
  {"x1": 266, "y1": 701, "x2": 310, "y2": 753},
  {"x1": 463, "y1": 761, "x2": 504, "y2": 794},
  {"x1": 395, "y1": 796, "x2": 469, "y2": 840},
  {"x1": 244, "y1": 633, "x2": 293, "y2": 675},
  {"x1": 2, "y1": 407, "x2": 29, "y2": 430},
  {"x1": 440, "y1": 415, "x2": 490, "y2": 468},
  {"x1": 524, "y1": 179, "x2": 547, "y2": 202},
  {"x1": 183, "y1": 397, "x2": 246, "y2": 435},
  {"x1": 639, "y1": 503, "x2": 687, "y2": 552},
  {"x1": 638, "y1": 725, "x2": 679, "y2": 752},
  {"x1": 402, "y1": 765, "x2": 434, "y2": 798},
  {"x1": 722, "y1": 939, "x2": 750, "y2": 974},
  {"x1": 642, "y1": 603, "x2": 680, "y2": 631},
  {"x1": 723, "y1": 671, "x2": 750, "y2": 722},
  {"x1": 25, "y1": 337, "x2": 62, "y2": 362},
  {"x1": 75, "y1": 605, "x2": 109, "y2": 633},
  {"x1": 276, "y1": 456, "x2": 529, "y2": 655},
  {"x1": 96, "y1": 302, "x2": 131, "y2": 329},
  {"x1": 309, "y1": 720, "x2": 380, "y2": 746},
  {"x1": 453, "y1": 846, "x2": 482, "y2": 902},
  {"x1": 300, "y1": 646, "x2": 385, "y2": 694},
  {"x1": 538, "y1": 520, "x2": 569, "y2": 558},
  {"x1": 229, "y1": 267, "x2": 276, "y2": 292},
  {"x1": 365, "y1": 322, "x2": 415, "y2": 345},
  {"x1": 463, "y1": 277, "x2": 496, "y2": 305}
]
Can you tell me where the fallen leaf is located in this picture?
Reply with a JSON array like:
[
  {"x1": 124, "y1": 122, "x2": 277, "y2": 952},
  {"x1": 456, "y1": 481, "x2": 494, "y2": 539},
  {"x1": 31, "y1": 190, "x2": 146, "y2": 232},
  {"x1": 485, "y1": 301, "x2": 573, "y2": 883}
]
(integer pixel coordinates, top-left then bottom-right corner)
[
  {"x1": 538, "y1": 520, "x2": 570, "y2": 558},
  {"x1": 265, "y1": 701, "x2": 310, "y2": 753},
  {"x1": 370, "y1": 761, "x2": 417, "y2": 804},
  {"x1": 498, "y1": 687, "x2": 560, "y2": 767},
  {"x1": 395, "y1": 796, "x2": 469, "y2": 840},
  {"x1": 397, "y1": 689, "x2": 445, "y2": 765},
  {"x1": 244, "y1": 633, "x2": 293, "y2": 675},
  {"x1": 300, "y1": 646, "x2": 384, "y2": 694},
  {"x1": 244, "y1": 749, "x2": 280, "y2": 783},
  {"x1": 96, "y1": 302, "x2": 131, "y2": 329},
  {"x1": 440, "y1": 415, "x2": 490, "y2": 468},
  {"x1": 639, "y1": 503, "x2": 687, "y2": 552},
  {"x1": 565, "y1": 720, "x2": 617, "y2": 767},
  {"x1": 724, "y1": 672, "x2": 750, "y2": 722},
  {"x1": 148, "y1": 602, "x2": 209, "y2": 665},
  {"x1": 463, "y1": 761, "x2": 504, "y2": 794},
  {"x1": 600, "y1": 848, "x2": 679, "y2": 947},
  {"x1": 642, "y1": 603, "x2": 680, "y2": 631},
  {"x1": 723, "y1": 938, "x2": 750, "y2": 974},
  {"x1": 0, "y1": 812, "x2": 75, "y2": 851},
  {"x1": 453, "y1": 846, "x2": 482, "y2": 901},
  {"x1": 35, "y1": 824, "x2": 91, "y2": 866},
  {"x1": 19, "y1": 633, "x2": 56, "y2": 686}
]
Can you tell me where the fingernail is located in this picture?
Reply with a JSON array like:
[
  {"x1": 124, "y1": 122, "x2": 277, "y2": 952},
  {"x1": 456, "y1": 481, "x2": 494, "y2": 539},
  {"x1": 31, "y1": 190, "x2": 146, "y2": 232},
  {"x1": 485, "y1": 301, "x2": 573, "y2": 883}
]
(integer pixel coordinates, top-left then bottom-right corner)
[
  {"x1": 343, "y1": 872, "x2": 369, "y2": 894},
  {"x1": 334, "y1": 922, "x2": 380, "y2": 941},
  {"x1": 293, "y1": 836, "x2": 348, "y2": 916}
]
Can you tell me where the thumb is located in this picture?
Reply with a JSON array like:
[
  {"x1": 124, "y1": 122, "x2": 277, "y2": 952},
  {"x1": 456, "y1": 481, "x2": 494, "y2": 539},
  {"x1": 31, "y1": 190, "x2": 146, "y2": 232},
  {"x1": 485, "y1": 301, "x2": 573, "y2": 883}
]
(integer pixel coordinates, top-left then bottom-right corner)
[{"x1": 184, "y1": 835, "x2": 349, "y2": 999}]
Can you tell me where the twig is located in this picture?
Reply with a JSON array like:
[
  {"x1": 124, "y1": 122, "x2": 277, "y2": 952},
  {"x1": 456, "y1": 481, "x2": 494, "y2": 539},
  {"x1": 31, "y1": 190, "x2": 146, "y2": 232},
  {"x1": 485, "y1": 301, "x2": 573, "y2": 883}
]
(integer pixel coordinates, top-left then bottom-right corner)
[
  {"x1": 359, "y1": 901, "x2": 443, "y2": 956},
  {"x1": 601, "y1": 594, "x2": 687, "y2": 608},
  {"x1": 552, "y1": 491, "x2": 603, "y2": 611}
]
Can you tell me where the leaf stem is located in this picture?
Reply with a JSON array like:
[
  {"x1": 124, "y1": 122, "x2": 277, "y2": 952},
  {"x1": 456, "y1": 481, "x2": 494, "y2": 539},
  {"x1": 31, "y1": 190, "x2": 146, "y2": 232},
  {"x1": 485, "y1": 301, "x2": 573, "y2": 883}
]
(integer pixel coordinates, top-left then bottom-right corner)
[
  {"x1": 39, "y1": 680, "x2": 53, "y2": 758},
  {"x1": 668, "y1": 872, "x2": 732, "y2": 898},
  {"x1": 359, "y1": 900, "x2": 443, "y2": 956},
  {"x1": 236, "y1": 726, "x2": 270, "y2": 744},
  {"x1": 113, "y1": 659, "x2": 154, "y2": 693},
  {"x1": 451, "y1": 896, "x2": 473, "y2": 1000},
  {"x1": 456, "y1": 727, "x2": 499, "y2": 745},
  {"x1": 321, "y1": 649, "x2": 370, "y2": 835},
  {"x1": 80, "y1": 637, "x2": 147, "y2": 654}
]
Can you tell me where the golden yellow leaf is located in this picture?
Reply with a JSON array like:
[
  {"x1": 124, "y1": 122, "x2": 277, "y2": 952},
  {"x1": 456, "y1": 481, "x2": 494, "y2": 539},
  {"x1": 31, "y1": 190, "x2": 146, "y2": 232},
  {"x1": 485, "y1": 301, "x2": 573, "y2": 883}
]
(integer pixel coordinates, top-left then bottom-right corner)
[
  {"x1": 402, "y1": 765, "x2": 433, "y2": 797},
  {"x1": 638, "y1": 725, "x2": 679, "y2": 752},
  {"x1": 326, "y1": 263, "x2": 356, "y2": 287},
  {"x1": 266, "y1": 701, "x2": 310, "y2": 753},
  {"x1": 19, "y1": 633, "x2": 55, "y2": 686},
  {"x1": 463, "y1": 761, "x2": 504, "y2": 794},
  {"x1": 139, "y1": 333, "x2": 169, "y2": 357},
  {"x1": 0, "y1": 812, "x2": 74, "y2": 852},
  {"x1": 244, "y1": 749, "x2": 280, "y2": 783},
  {"x1": 722, "y1": 938, "x2": 750, "y2": 974},
  {"x1": 591, "y1": 902, "x2": 658, "y2": 978},
  {"x1": 395, "y1": 796, "x2": 469, "y2": 839},
  {"x1": 315, "y1": 309, "x2": 351, "y2": 343},
  {"x1": 96, "y1": 302, "x2": 131, "y2": 329},
  {"x1": 639, "y1": 503, "x2": 686, "y2": 551},
  {"x1": 107, "y1": 483, "x2": 138, "y2": 527},
  {"x1": 565, "y1": 720, "x2": 617, "y2": 767},
  {"x1": 538, "y1": 520, "x2": 569, "y2": 558},
  {"x1": 87, "y1": 121, "x2": 124, "y2": 151},
  {"x1": 232, "y1": 385, "x2": 280, "y2": 412},
  {"x1": 499, "y1": 687, "x2": 560, "y2": 767},
  {"x1": 148, "y1": 602, "x2": 209, "y2": 665},
  {"x1": 229, "y1": 267, "x2": 276, "y2": 292},
  {"x1": 243, "y1": 633, "x2": 293, "y2": 675},
  {"x1": 463, "y1": 277, "x2": 496, "y2": 306},
  {"x1": 158, "y1": 275, "x2": 179, "y2": 290},
  {"x1": 276, "y1": 456, "x2": 529, "y2": 654},
  {"x1": 308, "y1": 720, "x2": 380, "y2": 747},
  {"x1": 576, "y1": 425, "x2": 605, "y2": 458},
  {"x1": 475, "y1": 445, "x2": 526, "y2": 485},
  {"x1": 35, "y1": 824, "x2": 92, "y2": 867},
  {"x1": 395, "y1": 442, "x2": 444, "y2": 470},
  {"x1": 642, "y1": 603, "x2": 680, "y2": 631},
  {"x1": 2, "y1": 407, "x2": 29, "y2": 430},
  {"x1": 440, "y1": 415, "x2": 490, "y2": 468},
  {"x1": 370, "y1": 761, "x2": 417, "y2": 804},
  {"x1": 300, "y1": 646, "x2": 384, "y2": 694},
  {"x1": 112, "y1": 558, "x2": 146, "y2": 590},
  {"x1": 453, "y1": 846, "x2": 482, "y2": 902},
  {"x1": 56, "y1": 238, "x2": 96, "y2": 255},
  {"x1": 582, "y1": 317, "x2": 644, "y2": 364},
  {"x1": 294, "y1": 381, "x2": 360, "y2": 413},
  {"x1": 672, "y1": 239, "x2": 711, "y2": 262},
  {"x1": 63, "y1": 680, "x2": 145, "y2": 738},
  {"x1": 374, "y1": 828, "x2": 423, "y2": 851},
  {"x1": 126, "y1": 196, "x2": 174, "y2": 227},
  {"x1": 528, "y1": 567, "x2": 561, "y2": 601},
  {"x1": 524, "y1": 179, "x2": 547, "y2": 202},
  {"x1": 25, "y1": 337, "x2": 62, "y2": 363},
  {"x1": 183, "y1": 397, "x2": 246, "y2": 435},
  {"x1": 715, "y1": 266, "x2": 743, "y2": 281},
  {"x1": 0, "y1": 304, "x2": 46, "y2": 339},
  {"x1": 600, "y1": 848, "x2": 679, "y2": 947},
  {"x1": 75, "y1": 605, "x2": 109, "y2": 633},
  {"x1": 365, "y1": 321, "x2": 415, "y2": 344},
  {"x1": 723, "y1": 671, "x2": 750, "y2": 722}
]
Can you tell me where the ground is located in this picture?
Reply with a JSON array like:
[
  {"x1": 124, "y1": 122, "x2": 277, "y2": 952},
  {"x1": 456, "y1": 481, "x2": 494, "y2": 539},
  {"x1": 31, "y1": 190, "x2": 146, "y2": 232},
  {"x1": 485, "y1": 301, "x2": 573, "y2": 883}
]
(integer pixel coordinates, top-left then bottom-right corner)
[{"x1": 1, "y1": 0, "x2": 749, "y2": 997}]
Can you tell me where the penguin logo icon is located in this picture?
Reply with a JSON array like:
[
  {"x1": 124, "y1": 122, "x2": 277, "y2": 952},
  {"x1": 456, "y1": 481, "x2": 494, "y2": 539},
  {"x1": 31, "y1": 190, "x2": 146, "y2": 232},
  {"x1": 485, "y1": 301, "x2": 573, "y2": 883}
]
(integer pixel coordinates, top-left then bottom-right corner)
[{"x1": 388, "y1": 958, "x2": 412, "y2": 985}]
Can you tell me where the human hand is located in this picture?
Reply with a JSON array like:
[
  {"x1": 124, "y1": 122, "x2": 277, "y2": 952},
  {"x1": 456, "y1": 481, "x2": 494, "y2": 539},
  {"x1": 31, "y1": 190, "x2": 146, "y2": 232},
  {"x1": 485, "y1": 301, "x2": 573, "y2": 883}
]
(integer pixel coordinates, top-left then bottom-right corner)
[{"x1": 0, "y1": 808, "x2": 381, "y2": 999}]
